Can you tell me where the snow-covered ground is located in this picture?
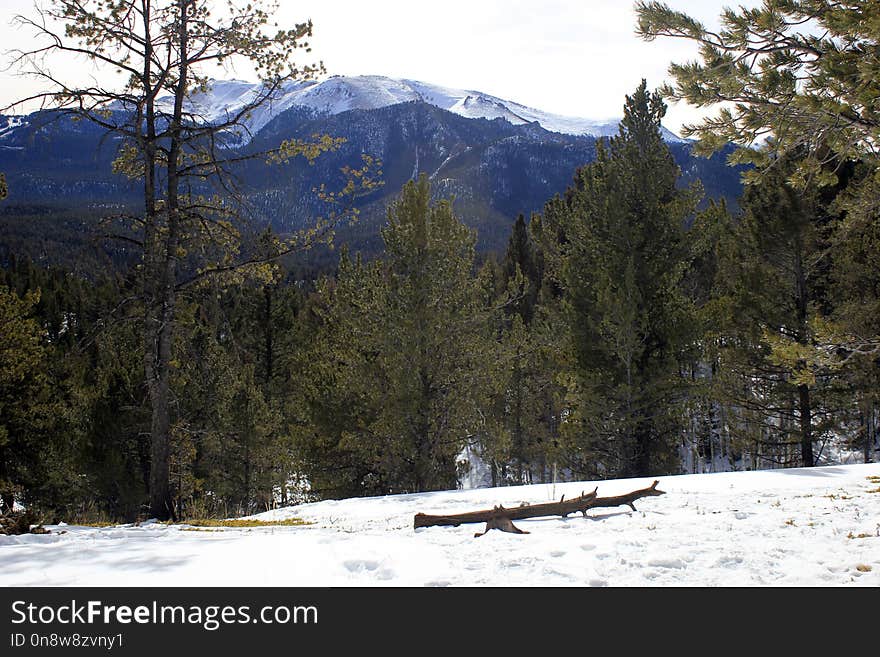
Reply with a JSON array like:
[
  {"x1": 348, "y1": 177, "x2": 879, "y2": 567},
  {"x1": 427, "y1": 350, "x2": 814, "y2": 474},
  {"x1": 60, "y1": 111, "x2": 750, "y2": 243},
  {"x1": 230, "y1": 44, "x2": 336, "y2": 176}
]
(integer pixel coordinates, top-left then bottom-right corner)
[{"x1": 2, "y1": 464, "x2": 878, "y2": 587}]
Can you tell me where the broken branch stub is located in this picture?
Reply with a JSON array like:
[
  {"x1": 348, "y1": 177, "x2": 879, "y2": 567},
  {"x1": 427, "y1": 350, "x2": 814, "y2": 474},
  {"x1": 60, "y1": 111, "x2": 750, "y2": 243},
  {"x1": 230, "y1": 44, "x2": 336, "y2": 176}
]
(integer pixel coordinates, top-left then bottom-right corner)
[{"x1": 413, "y1": 481, "x2": 666, "y2": 536}]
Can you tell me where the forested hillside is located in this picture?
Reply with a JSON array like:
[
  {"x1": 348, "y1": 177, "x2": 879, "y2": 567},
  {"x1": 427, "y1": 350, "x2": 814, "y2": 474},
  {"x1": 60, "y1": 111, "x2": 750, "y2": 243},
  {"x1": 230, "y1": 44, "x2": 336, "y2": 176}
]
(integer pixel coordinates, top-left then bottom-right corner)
[
  {"x1": 1, "y1": 0, "x2": 877, "y2": 526},
  {"x1": 0, "y1": 97, "x2": 744, "y2": 267}
]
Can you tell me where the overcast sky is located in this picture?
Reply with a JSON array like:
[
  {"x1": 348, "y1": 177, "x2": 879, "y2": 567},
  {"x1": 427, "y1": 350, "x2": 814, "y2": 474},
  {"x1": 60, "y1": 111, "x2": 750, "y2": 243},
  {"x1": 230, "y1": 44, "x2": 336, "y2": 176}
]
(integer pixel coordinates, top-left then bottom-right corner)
[{"x1": 0, "y1": 0, "x2": 761, "y2": 135}]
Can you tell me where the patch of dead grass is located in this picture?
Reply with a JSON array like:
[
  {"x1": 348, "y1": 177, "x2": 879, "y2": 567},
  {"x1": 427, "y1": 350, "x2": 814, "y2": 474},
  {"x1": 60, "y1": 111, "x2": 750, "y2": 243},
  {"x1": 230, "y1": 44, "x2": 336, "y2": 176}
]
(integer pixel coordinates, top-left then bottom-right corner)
[{"x1": 180, "y1": 518, "x2": 311, "y2": 528}]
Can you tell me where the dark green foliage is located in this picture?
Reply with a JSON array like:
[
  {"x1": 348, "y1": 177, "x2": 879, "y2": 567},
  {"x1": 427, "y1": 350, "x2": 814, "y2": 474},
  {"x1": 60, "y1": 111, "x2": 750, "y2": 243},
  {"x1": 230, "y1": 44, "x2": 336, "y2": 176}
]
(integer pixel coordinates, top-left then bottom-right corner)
[
  {"x1": 481, "y1": 310, "x2": 566, "y2": 486},
  {"x1": 0, "y1": 257, "x2": 148, "y2": 519},
  {"x1": 0, "y1": 253, "x2": 310, "y2": 520},
  {"x1": 829, "y1": 165, "x2": 880, "y2": 461},
  {"x1": 294, "y1": 176, "x2": 490, "y2": 495},
  {"x1": 73, "y1": 320, "x2": 149, "y2": 521},
  {"x1": 171, "y1": 286, "x2": 294, "y2": 517},
  {"x1": 0, "y1": 285, "x2": 53, "y2": 512},
  {"x1": 638, "y1": 2, "x2": 880, "y2": 466},
  {"x1": 636, "y1": 1, "x2": 880, "y2": 174},
  {"x1": 706, "y1": 156, "x2": 841, "y2": 467},
  {"x1": 291, "y1": 250, "x2": 395, "y2": 498},
  {"x1": 537, "y1": 81, "x2": 700, "y2": 478},
  {"x1": 503, "y1": 214, "x2": 542, "y2": 324},
  {"x1": 476, "y1": 213, "x2": 565, "y2": 486}
]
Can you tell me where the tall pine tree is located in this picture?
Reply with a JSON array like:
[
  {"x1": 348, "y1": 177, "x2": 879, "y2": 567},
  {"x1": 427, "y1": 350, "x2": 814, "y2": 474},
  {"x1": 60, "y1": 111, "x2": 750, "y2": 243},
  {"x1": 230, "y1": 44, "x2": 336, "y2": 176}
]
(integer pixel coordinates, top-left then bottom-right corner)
[
  {"x1": 539, "y1": 81, "x2": 700, "y2": 478},
  {"x1": 0, "y1": 286, "x2": 53, "y2": 512},
  {"x1": 296, "y1": 176, "x2": 489, "y2": 495}
]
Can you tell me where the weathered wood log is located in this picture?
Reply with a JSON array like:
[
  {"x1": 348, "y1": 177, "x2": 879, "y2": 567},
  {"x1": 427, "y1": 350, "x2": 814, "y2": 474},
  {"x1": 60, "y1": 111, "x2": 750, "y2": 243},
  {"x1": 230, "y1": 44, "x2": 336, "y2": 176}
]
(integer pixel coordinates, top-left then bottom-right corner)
[
  {"x1": 414, "y1": 480, "x2": 666, "y2": 536},
  {"x1": 474, "y1": 515, "x2": 530, "y2": 538},
  {"x1": 585, "y1": 480, "x2": 666, "y2": 513},
  {"x1": 414, "y1": 489, "x2": 599, "y2": 530}
]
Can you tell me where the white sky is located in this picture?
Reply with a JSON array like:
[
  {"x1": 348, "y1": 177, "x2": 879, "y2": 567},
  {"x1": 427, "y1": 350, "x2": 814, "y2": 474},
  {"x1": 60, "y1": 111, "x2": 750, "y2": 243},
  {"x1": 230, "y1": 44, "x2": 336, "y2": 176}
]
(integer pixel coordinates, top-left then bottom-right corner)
[{"x1": 0, "y1": 0, "x2": 761, "y2": 133}]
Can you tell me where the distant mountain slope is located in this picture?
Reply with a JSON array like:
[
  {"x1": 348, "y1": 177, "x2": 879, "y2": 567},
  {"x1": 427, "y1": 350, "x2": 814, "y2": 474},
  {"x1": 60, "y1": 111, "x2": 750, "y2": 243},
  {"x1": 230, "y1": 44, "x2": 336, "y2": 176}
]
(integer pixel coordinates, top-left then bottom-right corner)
[{"x1": 0, "y1": 76, "x2": 745, "y2": 268}]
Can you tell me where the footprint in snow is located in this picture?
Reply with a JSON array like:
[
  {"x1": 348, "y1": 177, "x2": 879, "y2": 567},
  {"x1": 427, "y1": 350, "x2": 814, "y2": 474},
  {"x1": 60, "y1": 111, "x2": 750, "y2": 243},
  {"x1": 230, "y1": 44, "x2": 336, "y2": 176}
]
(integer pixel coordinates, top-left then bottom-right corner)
[
  {"x1": 647, "y1": 558, "x2": 686, "y2": 570},
  {"x1": 549, "y1": 550, "x2": 566, "y2": 558},
  {"x1": 343, "y1": 559, "x2": 380, "y2": 573},
  {"x1": 714, "y1": 555, "x2": 744, "y2": 568}
]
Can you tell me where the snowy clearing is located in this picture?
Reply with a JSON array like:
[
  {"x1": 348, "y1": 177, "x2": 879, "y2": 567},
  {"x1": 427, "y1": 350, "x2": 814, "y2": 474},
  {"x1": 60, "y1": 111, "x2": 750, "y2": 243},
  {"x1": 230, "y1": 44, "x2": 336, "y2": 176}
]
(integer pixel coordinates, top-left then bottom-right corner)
[{"x1": 2, "y1": 464, "x2": 879, "y2": 587}]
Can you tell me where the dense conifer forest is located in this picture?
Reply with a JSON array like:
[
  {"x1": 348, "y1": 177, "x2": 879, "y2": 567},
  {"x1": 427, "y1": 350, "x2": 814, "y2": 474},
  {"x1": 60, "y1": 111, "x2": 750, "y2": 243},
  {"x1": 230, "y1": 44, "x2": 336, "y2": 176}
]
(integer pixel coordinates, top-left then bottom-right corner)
[{"x1": 1, "y1": 0, "x2": 877, "y2": 523}]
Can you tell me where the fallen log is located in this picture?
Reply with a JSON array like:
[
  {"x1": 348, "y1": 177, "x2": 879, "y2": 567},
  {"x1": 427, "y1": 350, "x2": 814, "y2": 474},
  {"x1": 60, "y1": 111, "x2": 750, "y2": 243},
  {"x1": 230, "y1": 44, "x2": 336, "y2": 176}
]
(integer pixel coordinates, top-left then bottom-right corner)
[
  {"x1": 0, "y1": 510, "x2": 50, "y2": 536},
  {"x1": 414, "y1": 489, "x2": 598, "y2": 530},
  {"x1": 413, "y1": 480, "x2": 666, "y2": 536}
]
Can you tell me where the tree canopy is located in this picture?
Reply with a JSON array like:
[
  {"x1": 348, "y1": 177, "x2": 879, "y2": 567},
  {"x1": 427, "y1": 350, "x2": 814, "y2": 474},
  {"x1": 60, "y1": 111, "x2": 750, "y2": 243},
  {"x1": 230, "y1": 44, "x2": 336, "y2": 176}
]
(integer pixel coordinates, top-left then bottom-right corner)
[
  {"x1": 535, "y1": 80, "x2": 700, "y2": 477},
  {"x1": 636, "y1": 0, "x2": 880, "y2": 184},
  {"x1": 7, "y1": 0, "x2": 379, "y2": 519}
]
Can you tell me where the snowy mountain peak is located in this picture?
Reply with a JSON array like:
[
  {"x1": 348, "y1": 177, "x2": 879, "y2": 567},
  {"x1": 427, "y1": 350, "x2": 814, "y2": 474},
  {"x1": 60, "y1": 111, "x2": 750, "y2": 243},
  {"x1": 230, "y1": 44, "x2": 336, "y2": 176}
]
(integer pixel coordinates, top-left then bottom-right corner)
[{"x1": 174, "y1": 75, "x2": 685, "y2": 144}]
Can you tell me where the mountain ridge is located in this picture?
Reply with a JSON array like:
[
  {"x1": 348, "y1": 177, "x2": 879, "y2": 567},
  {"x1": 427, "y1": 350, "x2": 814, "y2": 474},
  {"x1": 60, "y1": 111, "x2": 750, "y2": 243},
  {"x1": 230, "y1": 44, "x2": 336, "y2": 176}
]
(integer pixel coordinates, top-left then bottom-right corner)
[
  {"x1": 0, "y1": 76, "x2": 742, "y2": 272},
  {"x1": 161, "y1": 74, "x2": 687, "y2": 146}
]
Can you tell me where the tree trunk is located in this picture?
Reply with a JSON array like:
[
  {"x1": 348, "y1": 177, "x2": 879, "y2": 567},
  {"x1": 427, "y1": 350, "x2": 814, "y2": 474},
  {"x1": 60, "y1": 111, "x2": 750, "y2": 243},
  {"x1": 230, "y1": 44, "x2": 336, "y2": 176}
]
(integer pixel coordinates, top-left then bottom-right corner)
[
  {"x1": 147, "y1": 0, "x2": 189, "y2": 521},
  {"x1": 799, "y1": 384, "x2": 813, "y2": 467},
  {"x1": 513, "y1": 348, "x2": 524, "y2": 483},
  {"x1": 794, "y1": 236, "x2": 813, "y2": 468},
  {"x1": 0, "y1": 445, "x2": 12, "y2": 512},
  {"x1": 146, "y1": 234, "x2": 178, "y2": 521},
  {"x1": 634, "y1": 422, "x2": 652, "y2": 476},
  {"x1": 264, "y1": 284, "x2": 274, "y2": 390},
  {"x1": 414, "y1": 480, "x2": 666, "y2": 535},
  {"x1": 148, "y1": 366, "x2": 174, "y2": 520}
]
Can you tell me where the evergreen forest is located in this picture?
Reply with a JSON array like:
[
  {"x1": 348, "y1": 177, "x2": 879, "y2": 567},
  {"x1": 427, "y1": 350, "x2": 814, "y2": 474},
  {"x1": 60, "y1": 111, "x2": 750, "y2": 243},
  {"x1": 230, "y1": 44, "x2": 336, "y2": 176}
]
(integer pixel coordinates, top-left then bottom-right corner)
[{"x1": 1, "y1": 0, "x2": 878, "y2": 523}]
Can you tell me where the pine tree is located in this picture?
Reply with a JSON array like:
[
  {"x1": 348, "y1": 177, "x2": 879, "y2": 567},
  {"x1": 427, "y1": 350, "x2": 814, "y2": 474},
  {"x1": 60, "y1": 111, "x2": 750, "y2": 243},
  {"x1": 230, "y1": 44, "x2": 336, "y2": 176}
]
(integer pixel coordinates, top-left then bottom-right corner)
[
  {"x1": 636, "y1": 1, "x2": 880, "y2": 178},
  {"x1": 74, "y1": 313, "x2": 150, "y2": 520},
  {"x1": 478, "y1": 214, "x2": 563, "y2": 485},
  {"x1": 0, "y1": 286, "x2": 52, "y2": 512},
  {"x1": 297, "y1": 176, "x2": 489, "y2": 495},
  {"x1": 539, "y1": 81, "x2": 700, "y2": 478},
  {"x1": 483, "y1": 311, "x2": 565, "y2": 486},
  {"x1": 713, "y1": 157, "x2": 837, "y2": 467},
  {"x1": 0, "y1": 257, "x2": 151, "y2": 520},
  {"x1": 503, "y1": 214, "x2": 541, "y2": 324},
  {"x1": 637, "y1": 1, "x2": 880, "y2": 467},
  {"x1": 170, "y1": 287, "x2": 291, "y2": 517},
  {"x1": 830, "y1": 165, "x2": 880, "y2": 462},
  {"x1": 290, "y1": 248, "x2": 388, "y2": 498},
  {"x1": 8, "y1": 0, "x2": 380, "y2": 519},
  {"x1": 375, "y1": 175, "x2": 488, "y2": 491}
]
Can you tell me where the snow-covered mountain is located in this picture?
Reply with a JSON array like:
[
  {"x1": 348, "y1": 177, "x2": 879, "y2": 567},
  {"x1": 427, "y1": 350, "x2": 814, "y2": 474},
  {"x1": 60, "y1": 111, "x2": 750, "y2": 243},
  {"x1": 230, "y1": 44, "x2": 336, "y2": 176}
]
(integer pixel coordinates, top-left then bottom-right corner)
[
  {"x1": 169, "y1": 75, "x2": 686, "y2": 144},
  {"x1": 2, "y1": 75, "x2": 741, "y2": 263}
]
